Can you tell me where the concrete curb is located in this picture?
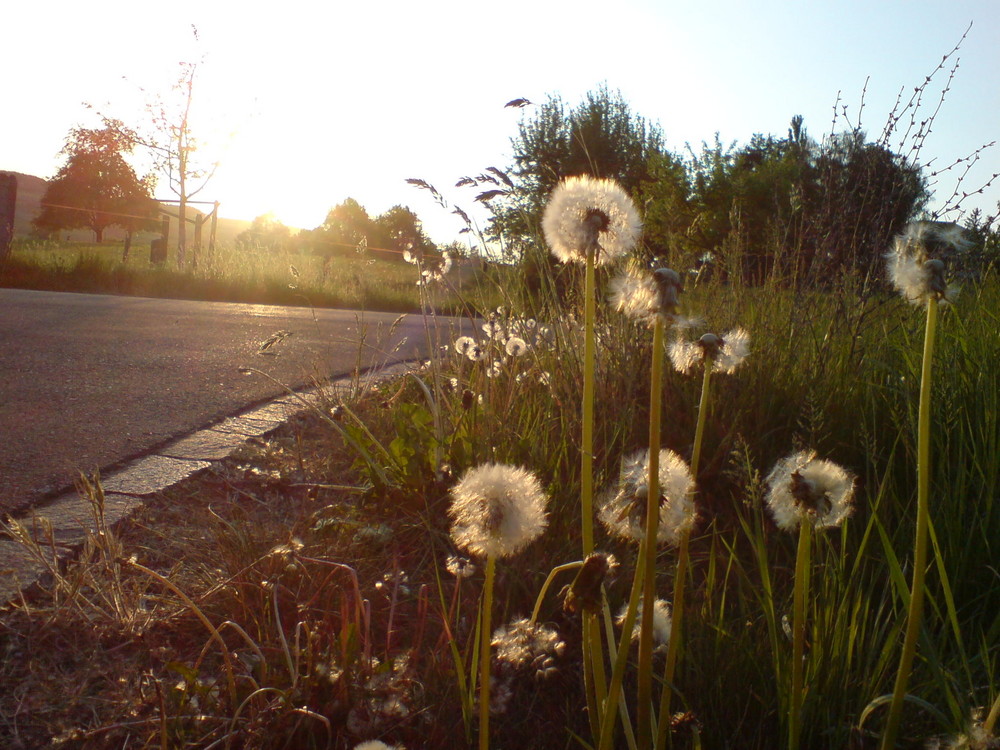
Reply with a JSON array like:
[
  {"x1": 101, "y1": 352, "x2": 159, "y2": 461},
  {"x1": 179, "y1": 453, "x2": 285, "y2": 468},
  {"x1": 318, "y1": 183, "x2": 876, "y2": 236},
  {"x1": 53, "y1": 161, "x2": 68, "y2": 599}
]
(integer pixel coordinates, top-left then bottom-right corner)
[{"x1": 0, "y1": 362, "x2": 415, "y2": 604}]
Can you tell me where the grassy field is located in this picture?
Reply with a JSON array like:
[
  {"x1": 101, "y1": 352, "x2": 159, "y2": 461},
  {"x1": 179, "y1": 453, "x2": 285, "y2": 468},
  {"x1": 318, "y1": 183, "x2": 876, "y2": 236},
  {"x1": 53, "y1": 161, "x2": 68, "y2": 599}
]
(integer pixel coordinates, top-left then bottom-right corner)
[
  {"x1": 0, "y1": 238, "x2": 497, "y2": 315},
  {"x1": 2, "y1": 228, "x2": 999, "y2": 749}
]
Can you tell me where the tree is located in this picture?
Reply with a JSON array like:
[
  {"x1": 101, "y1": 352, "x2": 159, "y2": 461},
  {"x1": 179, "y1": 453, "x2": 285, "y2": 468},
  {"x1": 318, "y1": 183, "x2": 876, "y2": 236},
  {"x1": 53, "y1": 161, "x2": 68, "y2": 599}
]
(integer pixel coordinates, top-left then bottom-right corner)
[
  {"x1": 97, "y1": 31, "x2": 219, "y2": 269},
  {"x1": 236, "y1": 213, "x2": 293, "y2": 252},
  {"x1": 488, "y1": 86, "x2": 671, "y2": 256},
  {"x1": 33, "y1": 124, "x2": 157, "y2": 251},
  {"x1": 372, "y1": 205, "x2": 435, "y2": 261}
]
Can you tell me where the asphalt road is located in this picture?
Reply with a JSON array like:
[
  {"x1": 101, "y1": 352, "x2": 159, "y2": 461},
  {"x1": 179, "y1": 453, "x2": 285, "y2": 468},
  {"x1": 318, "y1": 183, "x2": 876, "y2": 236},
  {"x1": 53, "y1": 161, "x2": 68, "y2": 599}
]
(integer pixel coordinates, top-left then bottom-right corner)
[{"x1": 0, "y1": 289, "x2": 458, "y2": 514}]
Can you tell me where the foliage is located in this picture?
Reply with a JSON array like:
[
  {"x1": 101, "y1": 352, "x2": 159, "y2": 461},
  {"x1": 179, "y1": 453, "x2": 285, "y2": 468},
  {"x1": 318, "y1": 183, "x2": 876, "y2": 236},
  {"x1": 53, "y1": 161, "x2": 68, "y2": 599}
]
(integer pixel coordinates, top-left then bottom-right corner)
[
  {"x1": 235, "y1": 212, "x2": 295, "y2": 252},
  {"x1": 302, "y1": 198, "x2": 438, "y2": 262},
  {"x1": 488, "y1": 85, "x2": 675, "y2": 257},
  {"x1": 32, "y1": 124, "x2": 158, "y2": 243}
]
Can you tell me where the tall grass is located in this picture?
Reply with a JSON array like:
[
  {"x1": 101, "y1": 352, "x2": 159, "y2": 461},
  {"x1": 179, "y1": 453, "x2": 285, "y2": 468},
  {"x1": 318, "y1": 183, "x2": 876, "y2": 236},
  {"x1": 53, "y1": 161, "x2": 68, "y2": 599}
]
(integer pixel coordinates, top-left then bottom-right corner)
[
  {"x1": 0, "y1": 238, "x2": 498, "y2": 314},
  {"x1": 5, "y1": 219, "x2": 1000, "y2": 748}
]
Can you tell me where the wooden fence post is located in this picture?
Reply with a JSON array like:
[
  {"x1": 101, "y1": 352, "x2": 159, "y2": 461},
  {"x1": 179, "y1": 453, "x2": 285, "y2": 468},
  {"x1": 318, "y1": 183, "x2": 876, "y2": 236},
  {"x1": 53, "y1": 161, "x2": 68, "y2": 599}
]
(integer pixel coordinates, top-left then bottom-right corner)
[{"x1": 0, "y1": 172, "x2": 16, "y2": 263}]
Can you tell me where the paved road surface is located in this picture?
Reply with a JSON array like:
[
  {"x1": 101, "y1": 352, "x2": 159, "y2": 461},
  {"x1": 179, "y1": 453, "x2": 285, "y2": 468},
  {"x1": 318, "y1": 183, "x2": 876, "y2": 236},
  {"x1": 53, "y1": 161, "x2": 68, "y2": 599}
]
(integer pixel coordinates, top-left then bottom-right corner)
[{"x1": 0, "y1": 289, "x2": 458, "y2": 514}]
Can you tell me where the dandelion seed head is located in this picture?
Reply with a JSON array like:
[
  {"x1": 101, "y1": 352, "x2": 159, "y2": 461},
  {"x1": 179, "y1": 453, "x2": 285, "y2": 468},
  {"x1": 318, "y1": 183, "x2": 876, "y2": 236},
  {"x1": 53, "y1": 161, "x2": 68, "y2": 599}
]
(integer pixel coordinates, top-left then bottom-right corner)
[
  {"x1": 491, "y1": 618, "x2": 566, "y2": 676},
  {"x1": 886, "y1": 222, "x2": 968, "y2": 305},
  {"x1": 467, "y1": 344, "x2": 488, "y2": 362},
  {"x1": 599, "y1": 449, "x2": 696, "y2": 546},
  {"x1": 542, "y1": 176, "x2": 641, "y2": 265},
  {"x1": 617, "y1": 598, "x2": 672, "y2": 650},
  {"x1": 448, "y1": 463, "x2": 549, "y2": 558},
  {"x1": 765, "y1": 450, "x2": 855, "y2": 531},
  {"x1": 446, "y1": 554, "x2": 477, "y2": 579},
  {"x1": 668, "y1": 338, "x2": 702, "y2": 375},
  {"x1": 505, "y1": 336, "x2": 529, "y2": 357},
  {"x1": 454, "y1": 336, "x2": 476, "y2": 357},
  {"x1": 482, "y1": 319, "x2": 505, "y2": 339}
]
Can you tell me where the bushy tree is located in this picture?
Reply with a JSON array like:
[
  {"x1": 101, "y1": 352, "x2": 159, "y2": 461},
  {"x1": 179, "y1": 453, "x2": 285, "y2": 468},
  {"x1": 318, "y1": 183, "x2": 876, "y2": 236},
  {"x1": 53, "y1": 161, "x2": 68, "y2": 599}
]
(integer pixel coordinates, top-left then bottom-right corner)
[
  {"x1": 236, "y1": 213, "x2": 293, "y2": 252},
  {"x1": 488, "y1": 86, "x2": 676, "y2": 257},
  {"x1": 33, "y1": 124, "x2": 157, "y2": 248}
]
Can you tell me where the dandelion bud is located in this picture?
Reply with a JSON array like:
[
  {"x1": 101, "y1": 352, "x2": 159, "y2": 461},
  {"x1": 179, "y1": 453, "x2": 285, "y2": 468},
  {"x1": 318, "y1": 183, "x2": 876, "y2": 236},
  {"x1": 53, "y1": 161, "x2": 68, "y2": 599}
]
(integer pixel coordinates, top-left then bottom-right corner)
[{"x1": 461, "y1": 389, "x2": 476, "y2": 410}]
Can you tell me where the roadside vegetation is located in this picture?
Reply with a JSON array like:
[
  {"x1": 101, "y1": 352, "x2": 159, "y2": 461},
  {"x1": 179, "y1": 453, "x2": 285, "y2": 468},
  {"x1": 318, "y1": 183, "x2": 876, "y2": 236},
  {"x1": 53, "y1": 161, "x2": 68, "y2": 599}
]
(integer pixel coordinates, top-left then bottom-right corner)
[
  {"x1": 3, "y1": 38, "x2": 1000, "y2": 749},
  {"x1": 0, "y1": 238, "x2": 493, "y2": 315}
]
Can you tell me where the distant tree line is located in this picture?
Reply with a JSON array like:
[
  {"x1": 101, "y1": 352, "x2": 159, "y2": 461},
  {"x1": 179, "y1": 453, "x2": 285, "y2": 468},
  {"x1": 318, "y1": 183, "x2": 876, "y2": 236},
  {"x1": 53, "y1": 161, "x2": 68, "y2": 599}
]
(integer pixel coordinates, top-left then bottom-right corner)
[{"x1": 487, "y1": 86, "x2": 998, "y2": 288}]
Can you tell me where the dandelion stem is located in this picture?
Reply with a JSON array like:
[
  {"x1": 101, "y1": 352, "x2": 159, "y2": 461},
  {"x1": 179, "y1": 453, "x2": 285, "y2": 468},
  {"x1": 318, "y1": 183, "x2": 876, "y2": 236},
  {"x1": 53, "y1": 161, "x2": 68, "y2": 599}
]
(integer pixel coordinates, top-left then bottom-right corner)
[
  {"x1": 598, "y1": 538, "x2": 647, "y2": 750},
  {"x1": 478, "y1": 553, "x2": 497, "y2": 750},
  {"x1": 655, "y1": 364, "x2": 709, "y2": 749},
  {"x1": 529, "y1": 561, "x2": 585, "y2": 624},
  {"x1": 638, "y1": 315, "x2": 665, "y2": 748},
  {"x1": 881, "y1": 298, "x2": 938, "y2": 750},
  {"x1": 790, "y1": 520, "x2": 813, "y2": 750},
  {"x1": 582, "y1": 250, "x2": 597, "y2": 556}
]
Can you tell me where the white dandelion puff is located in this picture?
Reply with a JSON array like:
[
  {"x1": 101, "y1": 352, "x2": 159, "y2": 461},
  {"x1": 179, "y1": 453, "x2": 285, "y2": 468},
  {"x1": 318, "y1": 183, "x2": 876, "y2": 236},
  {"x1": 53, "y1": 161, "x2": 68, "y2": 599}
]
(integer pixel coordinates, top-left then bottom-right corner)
[
  {"x1": 617, "y1": 598, "x2": 672, "y2": 651},
  {"x1": 610, "y1": 265, "x2": 686, "y2": 326},
  {"x1": 446, "y1": 555, "x2": 477, "y2": 579},
  {"x1": 448, "y1": 463, "x2": 549, "y2": 558},
  {"x1": 670, "y1": 329, "x2": 751, "y2": 375},
  {"x1": 765, "y1": 450, "x2": 856, "y2": 532},
  {"x1": 454, "y1": 336, "x2": 476, "y2": 357},
  {"x1": 505, "y1": 336, "x2": 529, "y2": 357},
  {"x1": 598, "y1": 449, "x2": 696, "y2": 546},
  {"x1": 542, "y1": 175, "x2": 642, "y2": 265}
]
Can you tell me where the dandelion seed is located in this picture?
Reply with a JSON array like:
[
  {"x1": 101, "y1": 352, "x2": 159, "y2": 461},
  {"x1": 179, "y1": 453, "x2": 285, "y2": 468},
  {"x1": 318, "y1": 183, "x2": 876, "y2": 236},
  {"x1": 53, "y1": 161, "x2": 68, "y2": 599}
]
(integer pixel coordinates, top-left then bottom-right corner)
[
  {"x1": 765, "y1": 450, "x2": 855, "y2": 531},
  {"x1": 448, "y1": 463, "x2": 549, "y2": 558},
  {"x1": 618, "y1": 597, "x2": 672, "y2": 651},
  {"x1": 542, "y1": 175, "x2": 641, "y2": 265},
  {"x1": 599, "y1": 449, "x2": 695, "y2": 546}
]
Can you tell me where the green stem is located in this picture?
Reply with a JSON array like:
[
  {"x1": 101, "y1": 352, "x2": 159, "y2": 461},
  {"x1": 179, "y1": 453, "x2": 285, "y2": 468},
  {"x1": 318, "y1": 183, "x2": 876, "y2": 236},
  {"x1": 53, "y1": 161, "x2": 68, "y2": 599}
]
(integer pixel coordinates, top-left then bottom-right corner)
[
  {"x1": 529, "y1": 561, "x2": 584, "y2": 624},
  {"x1": 655, "y1": 365, "x2": 708, "y2": 749},
  {"x1": 582, "y1": 251, "x2": 597, "y2": 556},
  {"x1": 881, "y1": 299, "x2": 938, "y2": 750},
  {"x1": 790, "y1": 521, "x2": 813, "y2": 750},
  {"x1": 982, "y1": 689, "x2": 1000, "y2": 735},
  {"x1": 479, "y1": 554, "x2": 496, "y2": 750},
  {"x1": 598, "y1": 539, "x2": 647, "y2": 750},
  {"x1": 638, "y1": 315, "x2": 666, "y2": 748}
]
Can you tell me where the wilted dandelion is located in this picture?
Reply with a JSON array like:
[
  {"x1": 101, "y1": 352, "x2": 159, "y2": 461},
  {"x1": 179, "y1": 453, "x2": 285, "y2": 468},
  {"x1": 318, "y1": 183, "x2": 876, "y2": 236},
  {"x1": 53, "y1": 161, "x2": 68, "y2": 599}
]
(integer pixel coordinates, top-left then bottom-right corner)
[
  {"x1": 882, "y1": 221, "x2": 967, "y2": 750},
  {"x1": 492, "y1": 618, "x2": 566, "y2": 675},
  {"x1": 765, "y1": 450, "x2": 855, "y2": 531},
  {"x1": 542, "y1": 175, "x2": 641, "y2": 265},
  {"x1": 886, "y1": 222, "x2": 969, "y2": 305},
  {"x1": 618, "y1": 598, "x2": 672, "y2": 651},
  {"x1": 599, "y1": 449, "x2": 696, "y2": 546}
]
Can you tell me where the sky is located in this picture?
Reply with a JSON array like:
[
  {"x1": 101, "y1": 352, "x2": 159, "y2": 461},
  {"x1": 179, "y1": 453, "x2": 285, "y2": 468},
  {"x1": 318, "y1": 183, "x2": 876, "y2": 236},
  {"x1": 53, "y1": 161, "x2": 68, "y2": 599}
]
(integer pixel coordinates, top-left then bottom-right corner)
[{"x1": 3, "y1": 0, "x2": 998, "y2": 245}]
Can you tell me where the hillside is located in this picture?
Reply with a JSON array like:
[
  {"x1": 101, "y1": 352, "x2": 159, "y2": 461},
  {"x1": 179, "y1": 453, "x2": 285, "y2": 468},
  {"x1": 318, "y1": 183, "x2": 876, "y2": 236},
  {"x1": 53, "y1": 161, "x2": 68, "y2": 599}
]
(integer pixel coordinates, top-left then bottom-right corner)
[{"x1": 1, "y1": 170, "x2": 254, "y2": 246}]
